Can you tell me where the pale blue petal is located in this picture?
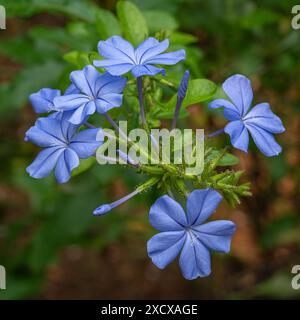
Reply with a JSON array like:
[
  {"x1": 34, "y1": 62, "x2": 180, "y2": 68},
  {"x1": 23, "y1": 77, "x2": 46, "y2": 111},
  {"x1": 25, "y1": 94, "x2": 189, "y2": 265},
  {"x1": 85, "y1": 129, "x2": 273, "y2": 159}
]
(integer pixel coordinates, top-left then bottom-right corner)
[
  {"x1": 25, "y1": 123, "x2": 62, "y2": 147},
  {"x1": 68, "y1": 101, "x2": 96, "y2": 125},
  {"x1": 95, "y1": 94, "x2": 123, "y2": 114},
  {"x1": 60, "y1": 112, "x2": 78, "y2": 141},
  {"x1": 54, "y1": 148, "x2": 79, "y2": 183},
  {"x1": 222, "y1": 74, "x2": 253, "y2": 117},
  {"x1": 147, "y1": 231, "x2": 186, "y2": 269},
  {"x1": 192, "y1": 220, "x2": 236, "y2": 253},
  {"x1": 186, "y1": 189, "x2": 222, "y2": 226},
  {"x1": 135, "y1": 38, "x2": 169, "y2": 64},
  {"x1": 243, "y1": 103, "x2": 285, "y2": 134},
  {"x1": 224, "y1": 120, "x2": 249, "y2": 153},
  {"x1": 95, "y1": 72, "x2": 127, "y2": 95},
  {"x1": 97, "y1": 36, "x2": 135, "y2": 63},
  {"x1": 131, "y1": 64, "x2": 165, "y2": 78},
  {"x1": 26, "y1": 147, "x2": 64, "y2": 179},
  {"x1": 70, "y1": 66, "x2": 100, "y2": 96},
  {"x1": 179, "y1": 234, "x2": 211, "y2": 280},
  {"x1": 29, "y1": 88, "x2": 61, "y2": 113},
  {"x1": 93, "y1": 59, "x2": 133, "y2": 76},
  {"x1": 35, "y1": 117, "x2": 66, "y2": 144},
  {"x1": 64, "y1": 84, "x2": 80, "y2": 95},
  {"x1": 208, "y1": 98, "x2": 241, "y2": 121},
  {"x1": 246, "y1": 123, "x2": 282, "y2": 157},
  {"x1": 53, "y1": 94, "x2": 89, "y2": 111},
  {"x1": 70, "y1": 128, "x2": 103, "y2": 158},
  {"x1": 149, "y1": 195, "x2": 187, "y2": 231},
  {"x1": 26, "y1": 113, "x2": 78, "y2": 146},
  {"x1": 48, "y1": 111, "x2": 63, "y2": 120},
  {"x1": 143, "y1": 49, "x2": 186, "y2": 65}
]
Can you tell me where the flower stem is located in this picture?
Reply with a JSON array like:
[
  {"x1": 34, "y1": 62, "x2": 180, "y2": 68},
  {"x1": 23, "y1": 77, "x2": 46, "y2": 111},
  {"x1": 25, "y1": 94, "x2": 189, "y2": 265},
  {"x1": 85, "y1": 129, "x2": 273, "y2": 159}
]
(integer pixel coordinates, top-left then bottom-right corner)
[
  {"x1": 103, "y1": 112, "x2": 153, "y2": 164},
  {"x1": 207, "y1": 128, "x2": 224, "y2": 138},
  {"x1": 93, "y1": 176, "x2": 160, "y2": 216},
  {"x1": 171, "y1": 97, "x2": 183, "y2": 130},
  {"x1": 103, "y1": 112, "x2": 121, "y2": 134},
  {"x1": 137, "y1": 76, "x2": 147, "y2": 128},
  {"x1": 117, "y1": 149, "x2": 139, "y2": 168},
  {"x1": 85, "y1": 122, "x2": 96, "y2": 129},
  {"x1": 174, "y1": 179, "x2": 189, "y2": 197}
]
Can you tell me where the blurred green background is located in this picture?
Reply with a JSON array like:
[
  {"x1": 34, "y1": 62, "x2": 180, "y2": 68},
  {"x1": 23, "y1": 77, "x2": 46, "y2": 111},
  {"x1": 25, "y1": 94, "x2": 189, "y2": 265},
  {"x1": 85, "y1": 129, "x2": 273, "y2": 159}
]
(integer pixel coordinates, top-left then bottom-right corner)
[{"x1": 0, "y1": 0, "x2": 300, "y2": 299}]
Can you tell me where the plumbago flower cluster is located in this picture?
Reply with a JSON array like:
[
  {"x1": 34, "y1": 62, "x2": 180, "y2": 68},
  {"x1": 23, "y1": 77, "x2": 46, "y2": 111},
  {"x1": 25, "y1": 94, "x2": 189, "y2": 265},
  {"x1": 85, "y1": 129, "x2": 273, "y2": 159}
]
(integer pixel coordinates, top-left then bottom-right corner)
[{"x1": 25, "y1": 36, "x2": 285, "y2": 280}]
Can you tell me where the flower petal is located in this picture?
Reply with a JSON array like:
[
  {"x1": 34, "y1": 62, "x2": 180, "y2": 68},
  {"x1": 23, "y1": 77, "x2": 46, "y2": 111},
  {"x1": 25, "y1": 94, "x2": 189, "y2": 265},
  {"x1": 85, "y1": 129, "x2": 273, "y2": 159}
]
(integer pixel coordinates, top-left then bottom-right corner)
[
  {"x1": 222, "y1": 74, "x2": 253, "y2": 117},
  {"x1": 186, "y1": 189, "x2": 222, "y2": 226},
  {"x1": 246, "y1": 123, "x2": 282, "y2": 157},
  {"x1": 25, "y1": 123, "x2": 62, "y2": 147},
  {"x1": 54, "y1": 94, "x2": 89, "y2": 111},
  {"x1": 68, "y1": 101, "x2": 96, "y2": 125},
  {"x1": 35, "y1": 117, "x2": 66, "y2": 144},
  {"x1": 208, "y1": 98, "x2": 241, "y2": 121},
  {"x1": 70, "y1": 128, "x2": 103, "y2": 158},
  {"x1": 26, "y1": 147, "x2": 64, "y2": 179},
  {"x1": 192, "y1": 220, "x2": 236, "y2": 253},
  {"x1": 147, "y1": 231, "x2": 186, "y2": 269},
  {"x1": 54, "y1": 148, "x2": 80, "y2": 183},
  {"x1": 70, "y1": 66, "x2": 100, "y2": 97},
  {"x1": 131, "y1": 64, "x2": 165, "y2": 78},
  {"x1": 244, "y1": 103, "x2": 285, "y2": 134},
  {"x1": 93, "y1": 60, "x2": 133, "y2": 76},
  {"x1": 64, "y1": 84, "x2": 80, "y2": 95},
  {"x1": 59, "y1": 112, "x2": 78, "y2": 141},
  {"x1": 95, "y1": 94, "x2": 123, "y2": 114},
  {"x1": 95, "y1": 72, "x2": 127, "y2": 95},
  {"x1": 179, "y1": 233, "x2": 211, "y2": 280},
  {"x1": 143, "y1": 49, "x2": 186, "y2": 65},
  {"x1": 224, "y1": 120, "x2": 249, "y2": 153},
  {"x1": 135, "y1": 38, "x2": 169, "y2": 64},
  {"x1": 97, "y1": 36, "x2": 136, "y2": 63},
  {"x1": 149, "y1": 195, "x2": 187, "y2": 231},
  {"x1": 29, "y1": 88, "x2": 61, "y2": 113}
]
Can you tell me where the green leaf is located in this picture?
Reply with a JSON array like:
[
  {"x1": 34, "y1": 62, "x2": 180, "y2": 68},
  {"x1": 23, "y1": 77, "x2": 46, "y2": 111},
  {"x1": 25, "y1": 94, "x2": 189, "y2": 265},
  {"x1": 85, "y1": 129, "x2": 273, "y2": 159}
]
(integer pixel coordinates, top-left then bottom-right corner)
[
  {"x1": 166, "y1": 79, "x2": 217, "y2": 110},
  {"x1": 72, "y1": 157, "x2": 96, "y2": 177},
  {"x1": 261, "y1": 215, "x2": 299, "y2": 249},
  {"x1": 170, "y1": 32, "x2": 198, "y2": 45},
  {"x1": 254, "y1": 272, "x2": 300, "y2": 299},
  {"x1": 240, "y1": 9, "x2": 280, "y2": 29},
  {"x1": 95, "y1": 8, "x2": 121, "y2": 39},
  {"x1": 64, "y1": 51, "x2": 100, "y2": 69},
  {"x1": 0, "y1": 61, "x2": 64, "y2": 117},
  {"x1": 2, "y1": 0, "x2": 95, "y2": 21},
  {"x1": 206, "y1": 150, "x2": 239, "y2": 167},
  {"x1": 117, "y1": 1, "x2": 149, "y2": 46},
  {"x1": 184, "y1": 47, "x2": 203, "y2": 77},
  {"x1": 144, "y1": 10, "x2": 179, "y2": 33},
  {"x1": 64, "y1": 51, "x2": 80, "y2": 65},
  {"x1": 212, "y1": 151, "x2": 239, "y2": 166},
  {"x1": 152, "y1": 107, "x2": 188, "y2": 120},
  {"x1": 0, "y1": 277, "x2": 41, "y2": 300}
]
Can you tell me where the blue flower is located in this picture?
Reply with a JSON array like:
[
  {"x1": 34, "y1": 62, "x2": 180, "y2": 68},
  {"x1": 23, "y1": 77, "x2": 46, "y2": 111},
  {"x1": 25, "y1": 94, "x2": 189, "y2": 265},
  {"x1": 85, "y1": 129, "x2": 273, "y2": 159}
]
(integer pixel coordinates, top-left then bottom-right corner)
[
  {"x1": 147, "y1": 188, "x2": 236, "y2": 280},
  {"x1": 53, "y1": 65, "x2": 127, "y2": 125},
  {"x1": 209, "y1": 74, "x2": 285, "y2": 157},
  {"x1": 25, "y1": 113, "x2": 103, "y2": 184},
  {"x1": 94, "y1": 36, "x2": 186, "y2": 78},
  {"x1": 29, "y1": 88, "x2": 61, "y2": 113},
  {"x1": 29, "y1": 84, "x2": 81, "y2": 114}
]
